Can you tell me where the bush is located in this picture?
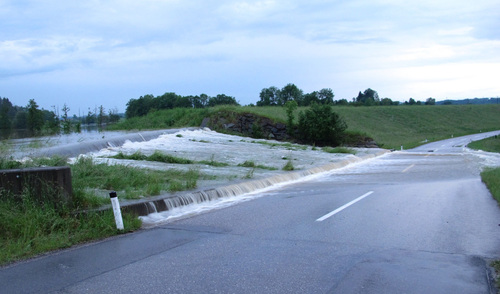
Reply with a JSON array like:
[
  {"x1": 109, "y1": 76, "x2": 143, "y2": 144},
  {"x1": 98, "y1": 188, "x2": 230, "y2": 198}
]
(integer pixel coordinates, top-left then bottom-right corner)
[{"x1": 297, "y1": 103, "x2": 347, "y2": 146}]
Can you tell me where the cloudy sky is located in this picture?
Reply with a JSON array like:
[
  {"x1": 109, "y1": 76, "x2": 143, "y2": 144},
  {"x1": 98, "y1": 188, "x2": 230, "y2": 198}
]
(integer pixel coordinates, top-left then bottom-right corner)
[{"x1": 1, "y1": 0, "x2": 499, "y2": 115}]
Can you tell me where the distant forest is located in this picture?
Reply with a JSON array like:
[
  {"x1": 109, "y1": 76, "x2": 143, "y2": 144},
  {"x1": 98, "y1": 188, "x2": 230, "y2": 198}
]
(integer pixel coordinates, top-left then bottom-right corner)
[{"x1": 436, "y1": 97, "x2": 500, "y2": 105}]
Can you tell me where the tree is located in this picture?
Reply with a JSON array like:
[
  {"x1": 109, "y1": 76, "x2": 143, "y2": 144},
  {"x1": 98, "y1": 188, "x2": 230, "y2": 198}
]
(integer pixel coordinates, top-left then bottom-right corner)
[
  {"x1": 284, "y1": 100, "x2": 298, "y2": 136},
  {"x1": 108, "y1": 108, "x2": 121, "y2": 123},
  {"x1": 61, "y1": 104, "x2": 71, "y2": 134},
  {"x1": 14, "y1": 111, "x2": 27, "y2": 129},
  {"x1": 280, "y1": 83, "x2": 303, "y2": 106},
  {"x1": 302, "y1": 92, "x2": 320, "y2": 106},
  {"x1": 317, "y1": 88, "x2": 334, "y2": 104},
  {"x1": 26, "y1": 99, "x2": 44, "y2": 134},
  {"x1": 0, "y1": 98, "x2": 12, "y2": 130},
  {"x1": 257, "y1": 87, "x2": 280, "y2": 106},
  {"x1": 86, "y1": 108, "x2": 96, "y2": 124},
  {"x1": 207, "y1": 94, "x2": 239, "y2": 107},
  {"x1": 380, "y1": 98, "x2": 393, "y2": 106},
  {"x1": 335, "y1": 99, "x2": 349, "y2": 106},
  {"x1": 44, "y1": 107, "x2": 60, "y2": 133},
  {"x1": 174, "y1": 96, "x2": 193, "y2": 108},
  {"x1": 425, "y1": 98, "x2": 436, "y2": 105},
  {"x1": 298, "y1": 103, "x2": 347, "y2": 146},
  {"x1": 156, "y1": 92, "x2": 180, "y2": 110},
  {"x1": 356, "y1": 88, "x2": 380, "y2": 106},
  {"x1": 97, "y1": 105, "x2": 108, "y2": 127},
  {"x1": 125, "y1": 94, "x2": 155, "y2": 118},
  {"x1": 189, "y1": 94, "x2": 208, "y2": 108}
]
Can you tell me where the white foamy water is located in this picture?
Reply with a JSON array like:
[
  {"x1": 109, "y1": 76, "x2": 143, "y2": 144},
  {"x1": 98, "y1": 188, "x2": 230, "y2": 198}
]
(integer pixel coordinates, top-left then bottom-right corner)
[
  {"x1": 467, "y1": 148, "x2": 500, "y2": 169},
  {"x1": 86, "y1": 128, "x2": 353, "y2": 169}
]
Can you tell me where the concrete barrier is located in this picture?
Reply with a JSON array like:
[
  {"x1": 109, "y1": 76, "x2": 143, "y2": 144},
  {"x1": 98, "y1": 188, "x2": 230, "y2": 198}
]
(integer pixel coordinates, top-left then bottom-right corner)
[{"x1": 0, "y1": 166, "x2": 72, "y2": 206}]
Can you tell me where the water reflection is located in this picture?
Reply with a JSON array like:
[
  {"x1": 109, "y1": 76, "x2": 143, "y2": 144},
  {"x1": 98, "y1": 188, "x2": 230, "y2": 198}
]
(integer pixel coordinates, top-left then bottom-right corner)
[{"x1": 0, "y1": 125, "x2": 107, "y2": 141}]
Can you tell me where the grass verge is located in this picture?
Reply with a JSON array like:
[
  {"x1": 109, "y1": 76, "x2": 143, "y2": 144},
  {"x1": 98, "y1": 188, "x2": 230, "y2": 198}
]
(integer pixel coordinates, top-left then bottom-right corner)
[
  {"x1": 471, "y1": 136, "x2": 500, "y2": 291},
  {"x1": 467, "y1": 135, "x2": 500, "y2": 153},
  {"x1": 0, "y1": 191, "x2": 142, "y2": 265},
  {"x1": 484, "y1": 167, "x2": 500, "y2": 291},
  {"x1": 481, "y1": 168, "x2": 500, "y2": 206}
]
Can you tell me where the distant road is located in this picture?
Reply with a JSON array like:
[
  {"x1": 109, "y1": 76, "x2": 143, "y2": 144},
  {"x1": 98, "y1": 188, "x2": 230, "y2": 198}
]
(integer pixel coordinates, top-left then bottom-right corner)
[{"x1": 1, "y1": 131, "x2": 500, "y2": 293}]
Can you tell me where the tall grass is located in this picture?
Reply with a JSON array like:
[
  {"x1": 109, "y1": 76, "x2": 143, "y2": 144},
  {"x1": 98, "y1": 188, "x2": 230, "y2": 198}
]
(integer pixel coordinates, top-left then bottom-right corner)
[
  {"x1": 0, "y1": 188, "x2": 141, "y2": 265},
  {"x1": 71, "y1": 157, "x2": 200, "y2": 198}
]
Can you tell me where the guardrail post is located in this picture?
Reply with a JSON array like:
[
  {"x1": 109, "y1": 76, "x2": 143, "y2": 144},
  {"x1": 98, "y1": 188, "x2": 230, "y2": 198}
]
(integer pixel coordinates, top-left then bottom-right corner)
[{"x1": 109, "y1": 191, "x2": 124, "y2": 230}]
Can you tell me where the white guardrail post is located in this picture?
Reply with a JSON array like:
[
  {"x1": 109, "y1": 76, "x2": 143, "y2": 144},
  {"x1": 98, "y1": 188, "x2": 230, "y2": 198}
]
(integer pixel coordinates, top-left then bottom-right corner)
[{"x1": 109, "y1": 191, "x2": 124, "y2": 230}]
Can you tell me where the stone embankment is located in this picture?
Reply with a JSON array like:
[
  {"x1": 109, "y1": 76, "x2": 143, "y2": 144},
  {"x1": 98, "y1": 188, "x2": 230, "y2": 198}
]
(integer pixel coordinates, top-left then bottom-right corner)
[
  {"x1": 203, "y1": 111, "x2": 378, "y2": 148},
  {"x1": 204, "y1": 112, "x2": 289, "y2": 141}
]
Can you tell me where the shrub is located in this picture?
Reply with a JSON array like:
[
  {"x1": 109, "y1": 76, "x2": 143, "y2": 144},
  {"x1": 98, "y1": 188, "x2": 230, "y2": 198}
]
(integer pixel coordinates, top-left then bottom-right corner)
[{"x1": 298, "y1": 103, "x2": 347, "y2": 146}]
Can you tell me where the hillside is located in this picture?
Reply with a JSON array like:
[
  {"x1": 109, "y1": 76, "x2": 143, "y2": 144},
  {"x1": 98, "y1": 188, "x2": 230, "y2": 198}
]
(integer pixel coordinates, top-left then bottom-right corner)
[{"x1": 109, "y1": 104, "x2": 500, "y2": 150}]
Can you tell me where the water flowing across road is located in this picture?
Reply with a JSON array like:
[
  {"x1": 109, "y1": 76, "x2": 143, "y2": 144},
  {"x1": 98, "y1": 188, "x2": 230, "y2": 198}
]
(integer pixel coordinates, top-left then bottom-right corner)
[{"x1": 5, "y1": 129, "x2": 499, "y2": 228}]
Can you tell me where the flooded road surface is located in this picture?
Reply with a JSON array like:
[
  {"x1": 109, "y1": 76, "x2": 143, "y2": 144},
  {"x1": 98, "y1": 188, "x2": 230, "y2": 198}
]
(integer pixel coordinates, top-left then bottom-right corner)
[{"x1": 1, "y1": 132, "x2": 500, "y2": 294}]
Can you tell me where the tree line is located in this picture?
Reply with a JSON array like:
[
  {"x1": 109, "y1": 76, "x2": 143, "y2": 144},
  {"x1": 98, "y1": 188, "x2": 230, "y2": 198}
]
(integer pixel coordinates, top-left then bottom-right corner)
[
  {"x1": 125, "y1": 92, "x2": 239, "y2": 118},
  {"x1": 256, "y1": 84, "x2": 436, "y2": 107},
  {"x1": 0, "y1": 97, "x2": 120, "y2": 137}
]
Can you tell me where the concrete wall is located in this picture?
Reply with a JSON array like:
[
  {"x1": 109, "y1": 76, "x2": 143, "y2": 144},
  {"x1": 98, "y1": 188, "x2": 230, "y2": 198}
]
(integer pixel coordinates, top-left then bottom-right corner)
[{"x1": 0, "y1": 166, "x2": 73, "y2": 206}]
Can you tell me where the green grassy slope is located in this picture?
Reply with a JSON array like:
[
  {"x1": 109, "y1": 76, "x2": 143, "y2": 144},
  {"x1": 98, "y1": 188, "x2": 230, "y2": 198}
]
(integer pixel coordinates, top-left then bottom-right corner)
[
  {"x1": 332, "y1": 105, "x2": 500, "y2": 149},
  {"x1": 467, "y1": 135, "x2": 500, "y2": 153}
]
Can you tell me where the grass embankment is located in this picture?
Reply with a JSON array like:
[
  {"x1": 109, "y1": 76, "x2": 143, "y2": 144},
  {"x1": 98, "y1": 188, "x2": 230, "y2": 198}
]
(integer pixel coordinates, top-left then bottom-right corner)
[
  {"x1": 109, "y1": 104, "x2": 500, "y2": 150},
  {"x1": 468, "y1": 135, "x2": 500, "y2": 288}
]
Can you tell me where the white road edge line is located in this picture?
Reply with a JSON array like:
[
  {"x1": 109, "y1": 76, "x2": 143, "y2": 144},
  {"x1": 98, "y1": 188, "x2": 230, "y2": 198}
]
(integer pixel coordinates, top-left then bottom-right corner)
[
  {"x1": 402, "y1": 164, "x2": 415, "y2": 173},
  {"x1": 316, "y1": 191, "x2": 374, "y2": 222}
]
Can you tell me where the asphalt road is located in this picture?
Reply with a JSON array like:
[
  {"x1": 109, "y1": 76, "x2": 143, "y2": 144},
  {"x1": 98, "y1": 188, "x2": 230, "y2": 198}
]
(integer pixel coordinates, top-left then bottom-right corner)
[{"x1": 2, "y1": 132, "x2": 500, "y2": 293}]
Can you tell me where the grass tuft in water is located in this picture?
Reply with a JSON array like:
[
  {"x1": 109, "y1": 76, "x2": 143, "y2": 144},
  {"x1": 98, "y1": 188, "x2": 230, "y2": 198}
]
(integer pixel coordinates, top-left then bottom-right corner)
[
  {"x1": 282, "y1": 159, "x2": 295, "y2": 171},
  {"x1": 322, "y1": 146, "x2": 356, "y2": 154},
  {"x1": 238, "y1": 160, "x2": 277, "y2": 170},
  {"x1": 111, "y1": 151, "x2": 194, "y2": 164},
  {"x1": 199, "y1": 154, "x2": 229, "y2": 167}
]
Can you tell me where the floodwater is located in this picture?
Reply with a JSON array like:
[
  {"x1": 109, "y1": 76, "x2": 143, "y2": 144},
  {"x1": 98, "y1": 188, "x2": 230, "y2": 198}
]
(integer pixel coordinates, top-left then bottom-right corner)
[{"x1": 5, "y1": 128, "x2": 498, "y2": 227}]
